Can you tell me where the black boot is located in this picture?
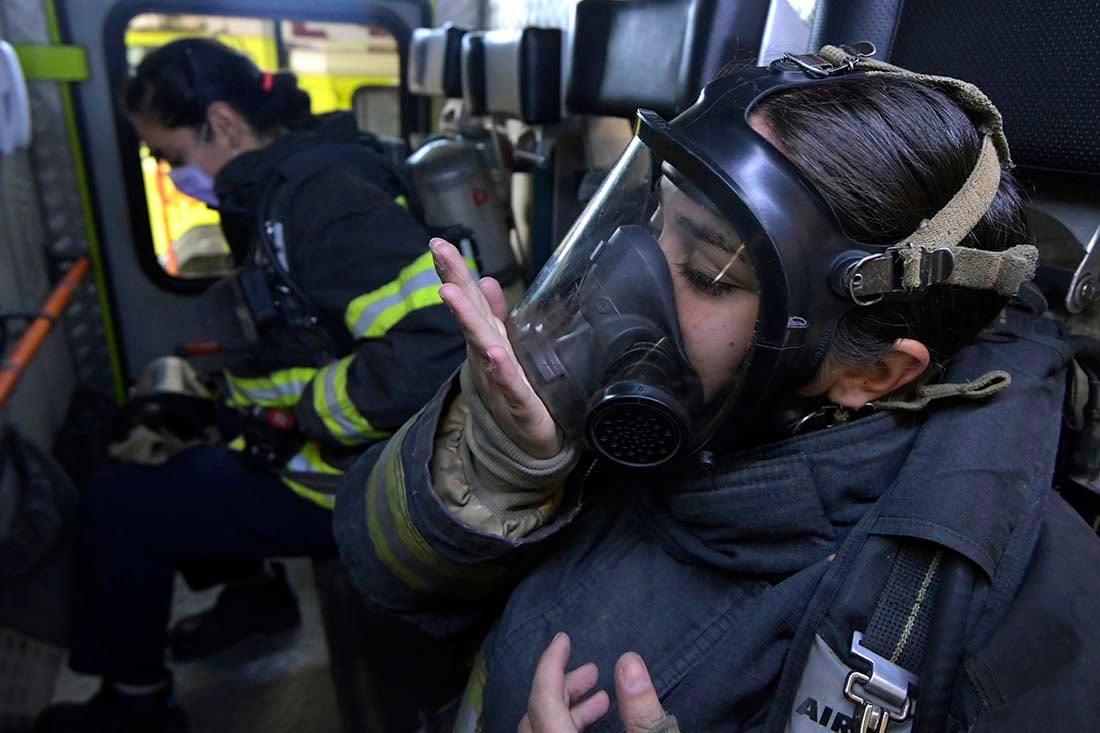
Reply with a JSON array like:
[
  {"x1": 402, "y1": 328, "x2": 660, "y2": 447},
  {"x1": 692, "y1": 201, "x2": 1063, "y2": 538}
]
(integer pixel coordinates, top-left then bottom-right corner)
[
  {"x1": 33, "y1": 681, "x2": 188, "y2": 733},
  {"x1": 168, "y1": 561, "x2": 300, "y2": 662}
]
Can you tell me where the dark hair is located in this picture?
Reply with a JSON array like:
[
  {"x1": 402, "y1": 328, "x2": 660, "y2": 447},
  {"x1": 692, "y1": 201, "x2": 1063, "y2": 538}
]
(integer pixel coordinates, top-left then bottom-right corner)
[
  {"x1": 754, "y1": 76, "x2": 1027, "y2": 372},
  {"x1": 123, "y1": 38, "x2": 313, "y2": 135}
]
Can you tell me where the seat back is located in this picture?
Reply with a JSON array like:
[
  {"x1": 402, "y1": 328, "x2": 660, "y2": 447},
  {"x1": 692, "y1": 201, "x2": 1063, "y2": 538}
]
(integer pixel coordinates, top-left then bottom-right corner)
[
  {"x1": 462, "y1": 28, "x2": 563, "y2": 124},
  {"x1": 407, "y1": 24, "x2": 469, "y2": 99},
  {"x1": 539, "y1": 0, "x2": 770, "y2": 271},
  {"x1": 565, "y1": 0, "x2": 770, "y2": 119}
]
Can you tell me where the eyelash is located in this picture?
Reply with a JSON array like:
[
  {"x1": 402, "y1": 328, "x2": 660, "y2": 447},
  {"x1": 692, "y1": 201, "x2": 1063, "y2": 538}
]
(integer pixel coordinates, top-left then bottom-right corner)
[{"x1": 678, "y1": 261, "x2": 739, "y2": 298}]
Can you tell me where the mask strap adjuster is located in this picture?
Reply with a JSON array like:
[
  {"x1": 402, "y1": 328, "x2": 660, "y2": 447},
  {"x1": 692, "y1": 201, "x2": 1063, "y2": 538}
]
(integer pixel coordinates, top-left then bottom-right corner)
[{"x1": 844, "y1": 245, "x2": 957, "y2": 306}]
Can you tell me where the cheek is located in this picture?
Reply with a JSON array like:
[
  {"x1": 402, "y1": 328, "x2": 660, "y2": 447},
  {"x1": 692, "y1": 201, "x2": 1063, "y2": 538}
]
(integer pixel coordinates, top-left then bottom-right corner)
[
  {"x1": 676, "y1": 292, "x2": 758, "y2": 401},
  {"x1": 196, "y1": 145, "x2": 235, "y2": 179}
]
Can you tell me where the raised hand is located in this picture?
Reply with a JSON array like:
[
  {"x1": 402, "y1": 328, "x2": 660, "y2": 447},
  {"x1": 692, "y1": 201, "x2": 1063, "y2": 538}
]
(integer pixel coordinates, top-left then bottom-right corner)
[{"x1": 431, "y1": 238, "x2": 562, "y2": 459}]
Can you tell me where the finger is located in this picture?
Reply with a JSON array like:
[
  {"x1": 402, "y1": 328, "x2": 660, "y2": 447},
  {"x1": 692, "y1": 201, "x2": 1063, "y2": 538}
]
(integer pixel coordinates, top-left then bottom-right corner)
[
  {"x1": 526, "y1": 633, "x2": 579, "y2": 732},
  {"x1": 479, "y1": 276, "x2": 509, "y2": 322},
  {"x1": 529, "y1": 632, "x2": 571, "y2": 707},
  {"x1": 563, "y1": 662, "x2": 599, "y2": 704},
  {"x1": 517, "y1": 715, "x2": 533, "y2": 733},
  {"x1": 615, "y1": 653, "x2": 667, "y2": 733},
  {"x1": 439, "y1": 284, "x2": 505, "y2": 357},
  {"x1": 569, "y1": 690, "x2": 610, "y2": 731},
  {"x1": 431, "y1": 239, "x2": 489, "y2": 317}
]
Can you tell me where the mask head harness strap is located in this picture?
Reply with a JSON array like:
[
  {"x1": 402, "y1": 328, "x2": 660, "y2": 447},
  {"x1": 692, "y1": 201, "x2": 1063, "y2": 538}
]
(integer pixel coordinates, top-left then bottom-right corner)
[{"x1": 797, "y1": 44, "x2": 1039, "y2": 307}]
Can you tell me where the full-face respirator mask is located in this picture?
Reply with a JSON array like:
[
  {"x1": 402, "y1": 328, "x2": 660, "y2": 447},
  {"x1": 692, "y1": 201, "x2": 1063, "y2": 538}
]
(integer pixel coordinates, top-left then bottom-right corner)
[{"x1": 507, "y1": 45, "x2": 1038, "y2": 469}]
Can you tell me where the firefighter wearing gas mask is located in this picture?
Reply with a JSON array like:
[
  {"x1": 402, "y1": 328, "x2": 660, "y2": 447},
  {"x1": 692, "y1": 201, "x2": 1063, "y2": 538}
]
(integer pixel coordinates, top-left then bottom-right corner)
[{"x1": 335, "y1": 46, "x2": 1100, "y2": 733}]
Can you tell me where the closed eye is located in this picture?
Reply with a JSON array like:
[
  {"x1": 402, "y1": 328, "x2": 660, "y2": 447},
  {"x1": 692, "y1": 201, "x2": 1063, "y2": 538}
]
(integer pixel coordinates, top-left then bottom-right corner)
[{"x1": 678, "y1": 261, "x2": 740, "y2": 298}]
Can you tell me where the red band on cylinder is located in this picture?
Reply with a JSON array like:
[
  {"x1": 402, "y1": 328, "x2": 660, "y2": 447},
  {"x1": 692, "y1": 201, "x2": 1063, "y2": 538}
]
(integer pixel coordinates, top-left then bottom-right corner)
[{"x1": 262, "y1": 72, "x2": 274, "y2": 92}]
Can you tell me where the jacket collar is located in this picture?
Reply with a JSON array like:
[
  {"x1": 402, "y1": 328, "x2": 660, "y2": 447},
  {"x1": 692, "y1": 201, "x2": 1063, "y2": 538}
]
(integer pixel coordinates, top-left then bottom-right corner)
[
  {"x1": 213, "y1": 112, "x2": 360, "y2": 220},
  {"x1": 635, "y1": 292, "x2": 1069, "y2": 580},
  {"x1": 635, "y1": 410, "x2": 919, "y2": 577}
]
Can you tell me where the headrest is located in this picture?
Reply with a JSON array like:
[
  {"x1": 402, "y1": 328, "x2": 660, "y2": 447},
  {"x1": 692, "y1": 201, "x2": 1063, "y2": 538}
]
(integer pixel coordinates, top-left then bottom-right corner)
[
  {"x1": 565, "y1": 0, "x2": 769, "y2": 119},
  {"x1": 810, "y1": 0, "x2": 1100, "y2": 176},
  {"x1": 407, "y1": 25, "x2": 468, "y2": 98},
  {"x1": 462, "y1": 28, "x2": 563, "y2": 124}
]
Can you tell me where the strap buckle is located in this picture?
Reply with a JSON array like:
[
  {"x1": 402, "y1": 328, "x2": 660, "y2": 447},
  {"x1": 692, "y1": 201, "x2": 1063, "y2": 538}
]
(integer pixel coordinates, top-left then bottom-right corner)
[
  {"x1": 843, "y1": 632, "x2": 917, "y2": 733},
  {"x1": 845, "y1": 244, "x2": 956, "y2": 306},
  {"x1": 783, "y1": 42, "x2": 877, "y2": 78}
]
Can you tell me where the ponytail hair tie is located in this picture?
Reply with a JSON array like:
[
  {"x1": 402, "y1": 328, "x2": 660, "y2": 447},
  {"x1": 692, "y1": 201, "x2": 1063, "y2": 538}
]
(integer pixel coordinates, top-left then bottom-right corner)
[{"x1": 262, "y1": 72, "x2": 274, "y2": 92}]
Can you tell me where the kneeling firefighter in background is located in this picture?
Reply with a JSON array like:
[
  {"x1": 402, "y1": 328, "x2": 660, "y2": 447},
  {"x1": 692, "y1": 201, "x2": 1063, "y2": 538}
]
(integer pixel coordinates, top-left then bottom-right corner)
[{"x1": 35, "y1": 38, "x2": 469, "y2": 733}]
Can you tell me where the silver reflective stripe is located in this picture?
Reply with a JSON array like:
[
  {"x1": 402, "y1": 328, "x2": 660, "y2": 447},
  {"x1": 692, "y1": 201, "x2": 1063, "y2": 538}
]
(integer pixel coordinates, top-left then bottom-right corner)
[
  {"x1": 226, "y1": 370, "x2": 314, "y2": 407},
  {"x1": 323, "y1": 363, "x2": 361, "y2": 438},
  {"x1": 238, "y1": 385, "x2": 280, "y2": 403},
  {"x1": 285, "y1": 451, "x2": 313, "y2": 473},
  {"x1": 351, "y1": 268, "x2": 442, "y2": 338}
]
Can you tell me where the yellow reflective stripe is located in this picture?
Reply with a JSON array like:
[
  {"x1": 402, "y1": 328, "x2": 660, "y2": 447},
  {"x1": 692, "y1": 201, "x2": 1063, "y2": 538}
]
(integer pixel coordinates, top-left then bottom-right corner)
[
  {"x1": 394, "y1": 194, "x2": 408, "y2": 210},
  {"x1": 311, "y1": 356, "x2": 389, "y2": 445},
  {"x1": 283, "y1": 441, "x2": 342, "y2": 475},
  {"x1": 454, "y1": 648, "x2": 487, "y2": 732},
  {"x1": 365, "y1": 423, "x2": 432, "y2": 592},
  {"x1": 225, "y1": 367, "x2": 317, "y2": 408},
  {"x1": 345, "y1": 251, "x2": 477, "y2": 340},
  {"x1": 280, "y1": 475, "x2": 336, "y2": 510},
  {"x1": 227, "y1": 435, "x2": 246, "y2": 451},
  {"x1": 365, "y1": 420, "x2": 509, "y2": 594},
  {"x1": 465, "y1": 648, "x2": 487, "y2": 719}
]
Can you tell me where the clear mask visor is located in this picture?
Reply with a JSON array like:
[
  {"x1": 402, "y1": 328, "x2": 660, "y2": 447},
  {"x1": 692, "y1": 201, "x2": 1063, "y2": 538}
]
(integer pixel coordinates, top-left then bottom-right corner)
[{"x1": 507, "y1": 138, "x2": 761, "y2": 467}]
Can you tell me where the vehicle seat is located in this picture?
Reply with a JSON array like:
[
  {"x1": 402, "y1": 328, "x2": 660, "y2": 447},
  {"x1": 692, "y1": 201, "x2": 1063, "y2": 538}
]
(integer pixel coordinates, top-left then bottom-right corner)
[{"x1": 462, "y1": 27, "x2": 564, "y2": 282}]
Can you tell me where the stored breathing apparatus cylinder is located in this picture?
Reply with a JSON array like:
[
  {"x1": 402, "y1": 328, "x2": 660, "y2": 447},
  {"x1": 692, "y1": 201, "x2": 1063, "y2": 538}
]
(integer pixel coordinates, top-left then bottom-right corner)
[
  {"x1": 407, "y1": 137, "x2": 520, "y2": 285},
  {"x1": 507, "y1": 47, "x2": 1038, "y2": 469}
]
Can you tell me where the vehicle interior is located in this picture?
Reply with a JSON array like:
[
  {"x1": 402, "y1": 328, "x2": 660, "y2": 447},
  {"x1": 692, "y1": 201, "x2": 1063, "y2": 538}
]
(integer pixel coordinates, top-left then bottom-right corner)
[{"x1": 1, "y1": 0, "x2": 1096, "y2": 731}]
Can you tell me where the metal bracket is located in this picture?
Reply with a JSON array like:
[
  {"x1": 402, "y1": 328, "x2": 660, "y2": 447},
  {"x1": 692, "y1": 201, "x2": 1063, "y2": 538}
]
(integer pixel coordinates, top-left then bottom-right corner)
[
  {"x1": 782, "y1": 42, "x2": 877, "y2": 78},
  {"x1": 845, "y1": 245, "x2": 955, "y2": 306},
  {"x1": 1065, "y1": 223, "x2": 1100, "y2": 314},
  {"x1": 844, "y1": 632, "x2": 917, "y2": 733}
]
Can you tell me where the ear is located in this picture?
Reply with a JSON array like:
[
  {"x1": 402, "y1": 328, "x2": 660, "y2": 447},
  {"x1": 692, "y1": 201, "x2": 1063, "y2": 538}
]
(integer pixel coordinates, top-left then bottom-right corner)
[
  {"x1": 808, "y1": 339, "x2": 931, "y2": 408},
  {"x1": 205, "y1": 101, "x2": 254, "y2": 151}
]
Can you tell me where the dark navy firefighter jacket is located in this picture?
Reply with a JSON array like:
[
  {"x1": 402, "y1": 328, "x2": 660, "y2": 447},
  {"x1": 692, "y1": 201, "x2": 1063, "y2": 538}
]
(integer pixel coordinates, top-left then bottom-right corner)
[{"x1": 334, "y1": 289, "x2": 1100, "y2": 732}]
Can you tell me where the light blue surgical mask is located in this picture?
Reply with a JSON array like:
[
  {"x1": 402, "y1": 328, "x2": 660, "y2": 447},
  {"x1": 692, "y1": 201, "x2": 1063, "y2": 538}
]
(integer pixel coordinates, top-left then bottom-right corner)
[
  {"x1": 166, "y1": 121, "x2": 218, "y2": 207},
  {"x1": 167, "y1": 164, "x2": 218, "y2": 207}
]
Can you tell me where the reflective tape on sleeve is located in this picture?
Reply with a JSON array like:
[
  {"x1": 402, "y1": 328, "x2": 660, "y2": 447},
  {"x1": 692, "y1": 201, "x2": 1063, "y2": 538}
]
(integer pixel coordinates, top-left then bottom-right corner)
[
  {"x1": 345, "y1": 251, "x2": 477, "y2": 340},
  {"x1": 225, "y1": 367, "x2": 317, "y2": 408},
  {"x1": 311, "y1": 356, "x2": 390, "y2": 445}
]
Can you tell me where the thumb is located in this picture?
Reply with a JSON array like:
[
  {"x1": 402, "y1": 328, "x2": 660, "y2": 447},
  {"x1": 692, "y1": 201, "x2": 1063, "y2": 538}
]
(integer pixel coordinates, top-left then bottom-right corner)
[{"x1": 615, "y1": 653, "x2": 667, "y2": 733}]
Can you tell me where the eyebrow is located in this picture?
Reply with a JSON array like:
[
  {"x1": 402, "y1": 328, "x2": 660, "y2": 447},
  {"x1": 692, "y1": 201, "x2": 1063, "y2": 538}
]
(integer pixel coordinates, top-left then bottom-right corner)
[{"x1": 674, "y1": 211, "x2": 737, "y2": 252}]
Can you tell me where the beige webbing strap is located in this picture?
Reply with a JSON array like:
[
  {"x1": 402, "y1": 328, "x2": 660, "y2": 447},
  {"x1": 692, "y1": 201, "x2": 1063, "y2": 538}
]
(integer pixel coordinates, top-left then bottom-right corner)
[
  {"x1": 817, "y1": 45, "x2": 1013, "y2": 167},
  {"x1": 873, "y1": 369, "x2": 1012, "y2": 412},
  {"x1": 815, "y1": 45, "x2": 1039, "y2": 299},
  {"x1": 904, "y1": 135, "x2": 1001, "y2": 255}
]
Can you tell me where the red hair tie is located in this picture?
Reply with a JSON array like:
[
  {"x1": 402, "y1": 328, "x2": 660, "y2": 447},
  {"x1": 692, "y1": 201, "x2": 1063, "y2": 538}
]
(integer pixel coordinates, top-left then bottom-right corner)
[{"x1": 262, "y1": 72, "x2": 274, "y2": 92}]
